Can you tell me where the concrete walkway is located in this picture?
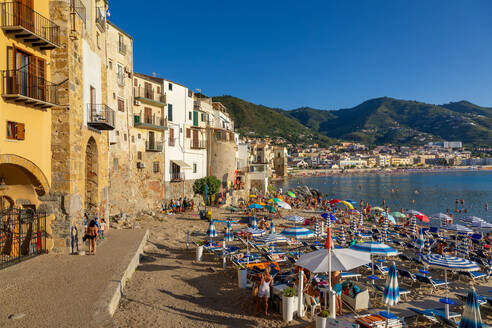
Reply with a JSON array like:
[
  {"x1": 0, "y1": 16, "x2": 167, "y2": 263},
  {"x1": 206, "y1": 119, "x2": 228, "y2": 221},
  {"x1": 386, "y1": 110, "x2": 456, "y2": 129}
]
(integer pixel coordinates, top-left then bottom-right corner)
[{"x1": 0, "y1": 228, "x2": 148, "y2": 328}]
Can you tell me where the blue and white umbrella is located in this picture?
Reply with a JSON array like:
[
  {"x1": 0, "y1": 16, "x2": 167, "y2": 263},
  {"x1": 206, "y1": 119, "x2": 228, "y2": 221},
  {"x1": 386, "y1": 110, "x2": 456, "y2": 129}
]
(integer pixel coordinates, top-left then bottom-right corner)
[
  {"x1": 470, "y1": 221, "x2": 492, "y2": 229},
  {"x1": 350, "y1": 241, "x2": 398, "y2": 256},
  {"x1": 421, "y1": 254, "x2": 480, "y2": 319},
  {"x1": 270, "y1": 219, "x2": 276, "y2": 234},
  {"x1": 250, "y1": 216, "x2": 258, "y2": 228},
  {"x1": 431, "y1": 213, "x2": 452, "y2": 222},
  {"x1": 314, "y1": 220, "x2": 321, "y2": 239},
  {"x1": 382, "y1": 216, "x2": 389, "y2": 242},
  {"x1": 284, "y1": 215, "x2": 305, "y2": 224},
  {"x1": 441, "y1": 224, "x2": 473, "y2": 233},
  {"x1": 254, "y1": 233, "x2": 288, "y2": 244},
  {"x1": 459, "y1": 287, "x2": 483, "y2": 328},
  {"x1": 350, "y1": 218, "x2": 357, "y2": 235},
  {"x1": 240, "y1": 227, "x2": 265, "y2": 236},
  {"x1": 457, "y1": 238, "x2": 469, "y2": 258},
  {"x1": 359, "y1": 213, "x2": 364, "y2": 227},
  {"x1": 461, "y1": 216, "x2": 483, "y2": 224},
  {"x1": 382, "y1": 262, "x2": 400, "y2": 323},
  {"x1": 224, "y1": 221, "x2": 233, "y2": 241},
  {"x1": 338, "y1": 226, "x2": 346, "y2": 245},
  {"x1": 410, "y1": 216, "x2": 417, "y2": 236},
  {"x1": 416, "y1": 229, "x2": 425, "y2": 251},
  {"x1": 207, "y1": 220, "x2": 217, "y2": 239},
  {"x1": 281, "y1": 227, "x2": 314, "y2": 239}
]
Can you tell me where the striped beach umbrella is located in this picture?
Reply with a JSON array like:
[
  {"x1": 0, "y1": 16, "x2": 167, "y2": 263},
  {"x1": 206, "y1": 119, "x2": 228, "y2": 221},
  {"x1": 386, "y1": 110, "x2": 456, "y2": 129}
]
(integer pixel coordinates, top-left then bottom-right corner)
[
  {"x1": 240, "y1": 227, "x2": 266, "y2": 237},
  {"x1": 421, "y1": 254, "x2": 480, "y2": 319},
  {"x1": 382, "y1": 216, "x2": 389, "y2": 242},
  {"x1": 470, "y1": 221, "x2": 492, "y2": 229},
  {"x1": 224, "y1": 221, "x2": 234, "y2": 241},
  {"x1": 410, "y1": 216, "x2": 417, "y2": 236},
  {"x1": 314, "y1": 220, "x2": 321, "y2": 239},
  {"x1": 416, "y1": 228, "x2": 425, "y2": 251},
  {"x1": 254, "y1": 233, "x2": 288, "y2": 244},
  {"x1": 441, "y1": 224, "x2": 473, "y2": 233},
  {"x1": 281, "y1": 227, "x2": 314, "y2": 239},
  {"x1": 338, "y1": 226, "x2": 346, "y2": 245},
  {"x1": 350, "y1": 241, "x2": 398, "y2": 256},
  {"x1": 382, "y1": 262, "x2": 400, "y2": 322},
  {"x1": 270, "y1": 219, "x2": 276, "y2": 234},
  {"x1": 250, "y1": 216, "x2": 258, "y2": 228},
  {"x1": 459, "y1": 287, "x2": 483, "y2": 328},
  {"x1": 359, "y1": 213, "x2": 364, "y2": 228},
  {"x1": 457, "y1": 238, "x2": 470, "y2": 258},
  {"x1": 207, "y1": 220, "x2": 217, "y2": 239}
]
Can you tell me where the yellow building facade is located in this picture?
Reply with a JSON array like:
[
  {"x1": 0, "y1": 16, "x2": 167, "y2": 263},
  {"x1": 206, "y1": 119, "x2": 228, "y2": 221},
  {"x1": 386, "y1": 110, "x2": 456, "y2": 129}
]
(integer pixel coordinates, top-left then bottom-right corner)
[{"x1": 0, "y1": 0, "x2": 58, "y2": 210}]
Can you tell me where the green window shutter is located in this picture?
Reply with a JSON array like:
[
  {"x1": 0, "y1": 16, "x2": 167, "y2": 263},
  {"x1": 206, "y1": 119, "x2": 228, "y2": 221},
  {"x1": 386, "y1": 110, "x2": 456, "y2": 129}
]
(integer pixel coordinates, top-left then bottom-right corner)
[
  {"x1": 193, "y1": 111, "x2": 198, "y2": 126},
  {"x1": 168, "y1": 104, "x2": 173, "y2": 121}
]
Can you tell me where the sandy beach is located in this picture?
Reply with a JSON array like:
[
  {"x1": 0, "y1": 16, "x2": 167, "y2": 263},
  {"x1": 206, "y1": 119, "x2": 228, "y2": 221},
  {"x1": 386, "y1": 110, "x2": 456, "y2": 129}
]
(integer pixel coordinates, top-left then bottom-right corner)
[{"x1": 113, "y1": 206, "x2": 492, "y2": 327}]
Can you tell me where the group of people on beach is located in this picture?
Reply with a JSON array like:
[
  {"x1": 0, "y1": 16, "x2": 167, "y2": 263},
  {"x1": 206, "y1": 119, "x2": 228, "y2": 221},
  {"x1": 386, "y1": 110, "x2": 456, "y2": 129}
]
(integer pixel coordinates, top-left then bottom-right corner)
[{"x1": 161, "y1": 197, "x2": 194, "y2": 213}]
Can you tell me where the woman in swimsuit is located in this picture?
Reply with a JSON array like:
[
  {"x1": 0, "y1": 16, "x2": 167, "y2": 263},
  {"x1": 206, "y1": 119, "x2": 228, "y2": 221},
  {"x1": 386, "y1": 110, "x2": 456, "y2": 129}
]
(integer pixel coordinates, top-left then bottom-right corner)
[
  {"x1": 255, "y1": 267, "x2": 273, "y2": 316},
  {"x1": 331, "y1": 270, "x2": 343, "y2": 315},
  {"x1": 86, "y1": 219, "x2": 98, "y2": 255}
]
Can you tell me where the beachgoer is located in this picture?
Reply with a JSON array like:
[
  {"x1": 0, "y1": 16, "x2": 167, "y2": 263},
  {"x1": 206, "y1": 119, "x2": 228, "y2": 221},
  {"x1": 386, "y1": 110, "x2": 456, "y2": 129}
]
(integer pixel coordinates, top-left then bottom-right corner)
[
  {"x1": 100, "y1": 218, "x2": 106, "y2": 239},
  {"x1": 255, "y1": 267, "x2": 273, "y2": 316},
  {"x1": 85, "y1": 219, "x2": 98, "y2": 255},
  {"x1": 331, "y1": 270, "x2": 343, "y2": 315},
  {"x1": 486, "y1": 202, "x2": 489, "y2": 211},
  {"x1": 485, "y1": 233, "x2": 492, "y2": 245}
]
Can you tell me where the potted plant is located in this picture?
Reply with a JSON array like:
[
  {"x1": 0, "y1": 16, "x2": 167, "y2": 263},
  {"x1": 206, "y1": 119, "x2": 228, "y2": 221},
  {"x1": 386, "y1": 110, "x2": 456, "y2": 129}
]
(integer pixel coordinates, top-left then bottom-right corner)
[
  {"x1": 282, "y1": 287, "x2": 297, "y2": 322},
  {"x1": 316, "y1": 310, "x2": 329, "y2": 328},
  {"x1": 196, "y1": 240, "x2": 205, "y2": 262},
  {"x1": 234, "y1": 263, "x2": 247, "y2": 288}
]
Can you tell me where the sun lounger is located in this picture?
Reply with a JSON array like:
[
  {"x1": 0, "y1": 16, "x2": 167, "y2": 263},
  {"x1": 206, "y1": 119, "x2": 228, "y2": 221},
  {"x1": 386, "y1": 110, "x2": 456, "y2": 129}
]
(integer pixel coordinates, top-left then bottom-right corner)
[
  {"x1": 408, "y1": 307, "x2": 438, "y2": 324},
  {"x1": 398, "y1": 253, "x2": 412, "y2": 263},
  {"x1": 415, "y1": 273, "x2": 448, "y2": 291},
  {"x1": 456, "y1": 293, "x2": 489, "y2": 307},
  {"x1": 458, "y1": 270, "x2": 487, "y2": 281},
  {"x1": 341, "y1": 271, "x2": 361, "y2": 281},
  {"x1": 398, "y1": 268, "x2": 417, "y2": 285}
]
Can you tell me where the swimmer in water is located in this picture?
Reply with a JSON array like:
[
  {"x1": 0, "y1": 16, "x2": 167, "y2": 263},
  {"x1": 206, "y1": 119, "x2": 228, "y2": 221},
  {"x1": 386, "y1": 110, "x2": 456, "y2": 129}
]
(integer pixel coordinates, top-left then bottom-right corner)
[{"x1": 486, "y1": 202, "x2": 489, "y2": 211}]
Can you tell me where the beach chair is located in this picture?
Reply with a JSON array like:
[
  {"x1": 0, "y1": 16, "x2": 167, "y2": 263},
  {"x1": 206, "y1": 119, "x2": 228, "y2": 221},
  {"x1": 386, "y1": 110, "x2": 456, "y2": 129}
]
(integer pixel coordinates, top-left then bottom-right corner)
[
  {"x1": 374, "y1": 284, "x2": 411, "y2": 300},
  {"x1": 429, "y1": 227, "x2": 441, "y2": 239},
  {"x1": 458, "y1": 270, "x2": 487, "y2": 281},
  {"x1": 408, "y1": 307, "x2": 438, "y2": 325},
  {"x1": 397, "y1": 268, "x2": 417, "y2": 285},
  {"x1": 398, "y1": 253, "x2": 412, "y2": 263},
  {"x1": 341, "y1": 271, "x2": 361, "y2": 281},
  {"x1": 304, "y1": 294, "x2": 321, "y2": 318},
  {"x1": 456, "y1": 293, "x2": 489, "y2": 307},
  {"x1": 414, "y1": 274, "x2": 448, "y2": 291}
]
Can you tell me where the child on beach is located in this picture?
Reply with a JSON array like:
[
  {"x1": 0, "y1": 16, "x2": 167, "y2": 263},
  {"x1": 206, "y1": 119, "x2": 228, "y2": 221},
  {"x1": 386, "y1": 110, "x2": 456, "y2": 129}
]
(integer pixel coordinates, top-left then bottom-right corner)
[{"x1": 100, "y1": 219, "x2": 106, "y2": 239}]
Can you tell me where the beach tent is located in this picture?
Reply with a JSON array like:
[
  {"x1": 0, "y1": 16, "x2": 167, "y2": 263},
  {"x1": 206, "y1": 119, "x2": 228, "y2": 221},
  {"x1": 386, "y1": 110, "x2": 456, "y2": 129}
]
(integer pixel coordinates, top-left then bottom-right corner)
[{"x1": 421, "y1": 254, "x2": 480, "y2": 319}]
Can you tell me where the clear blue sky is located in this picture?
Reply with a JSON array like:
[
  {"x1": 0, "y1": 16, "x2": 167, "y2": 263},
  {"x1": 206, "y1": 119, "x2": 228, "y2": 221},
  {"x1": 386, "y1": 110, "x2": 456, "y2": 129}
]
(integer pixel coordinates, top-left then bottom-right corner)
[{"x1": 109, "y1": 0, "x2": 492, "y2": 110}]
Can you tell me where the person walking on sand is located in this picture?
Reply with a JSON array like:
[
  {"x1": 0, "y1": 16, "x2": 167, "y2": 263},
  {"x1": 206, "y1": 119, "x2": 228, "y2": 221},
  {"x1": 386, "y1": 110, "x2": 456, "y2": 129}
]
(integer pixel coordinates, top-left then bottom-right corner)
[
  {"x1": 255, "y1": 267, "x2": 273, "y2": 316},
  {"x1": 86, "y1": 219, "x2": 98, "y2": 255}
]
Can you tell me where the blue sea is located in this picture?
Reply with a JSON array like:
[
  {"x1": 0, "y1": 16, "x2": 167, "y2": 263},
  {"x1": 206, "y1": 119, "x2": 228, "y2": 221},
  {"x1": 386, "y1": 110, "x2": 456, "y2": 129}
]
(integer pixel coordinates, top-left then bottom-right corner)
[{"x1": 274, "y1": 170, "x2": 492, "y2": 223}]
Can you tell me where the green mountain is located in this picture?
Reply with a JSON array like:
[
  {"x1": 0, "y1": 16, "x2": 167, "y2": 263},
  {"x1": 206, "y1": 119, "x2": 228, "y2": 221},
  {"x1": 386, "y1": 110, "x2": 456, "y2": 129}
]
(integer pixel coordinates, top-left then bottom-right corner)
[
  {"x1": 211, "y1": 96, "x2": 335, "y2": 146},
  {"x1": 212, "y1": 95, "x2": 492, "y2": 146}
]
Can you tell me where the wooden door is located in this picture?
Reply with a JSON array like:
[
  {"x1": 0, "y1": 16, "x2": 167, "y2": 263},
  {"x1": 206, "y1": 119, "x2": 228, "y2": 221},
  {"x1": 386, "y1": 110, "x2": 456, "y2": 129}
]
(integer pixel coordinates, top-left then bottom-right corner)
[
  {"x1": 148, "y1": 131, "x2": 155, "y2": 148},
  {"x1": 14, "y1": 0, "x2": 34, "y2": 30},
  {"x1": 15, "y1": 50, "x2": 30, "y2": 96},
  {"x1": 144, "y1": 82, "x2": 152, "y2": 99},
  {"x1": 144, "y1": 107, "x2": 152, "y2": 124},
  {"x1": 90, "y1": 86, "x2": 96, "y2": 120},
  {"x1": 192, "y1": 129, "x2": 198, "y2": 148}
]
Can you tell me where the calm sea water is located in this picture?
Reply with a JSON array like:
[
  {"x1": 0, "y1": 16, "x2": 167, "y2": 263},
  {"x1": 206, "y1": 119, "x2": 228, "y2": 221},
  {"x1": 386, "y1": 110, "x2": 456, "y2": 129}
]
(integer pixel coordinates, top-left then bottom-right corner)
[{"x1": 274, "y1": 170, "x2": 492, "y2": 223}]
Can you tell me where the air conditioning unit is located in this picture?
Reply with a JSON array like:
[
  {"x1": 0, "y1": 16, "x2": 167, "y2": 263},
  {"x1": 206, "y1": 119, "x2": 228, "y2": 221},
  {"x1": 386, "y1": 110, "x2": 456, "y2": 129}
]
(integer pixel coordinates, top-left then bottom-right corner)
[
  {"x1": 137, "y1": 162, "x2": 145, "y2": 169},
  {"x1": 134, "y1": 100, "x2": 141, "y2": 105}
]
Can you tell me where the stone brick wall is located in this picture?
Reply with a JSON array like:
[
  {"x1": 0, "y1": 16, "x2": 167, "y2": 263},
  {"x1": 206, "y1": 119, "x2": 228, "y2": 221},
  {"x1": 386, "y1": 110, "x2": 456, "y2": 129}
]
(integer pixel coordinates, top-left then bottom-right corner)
[{"x1": 165, "y1": 180, "x2": 195, "y2": 201}]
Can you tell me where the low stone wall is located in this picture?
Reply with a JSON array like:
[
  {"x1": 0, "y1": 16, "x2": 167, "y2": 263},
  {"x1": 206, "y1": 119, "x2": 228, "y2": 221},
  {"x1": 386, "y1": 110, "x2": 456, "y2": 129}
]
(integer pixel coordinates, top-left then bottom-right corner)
[{"x1": 164, "y1": 179, "x2": 195, "y2": 201}]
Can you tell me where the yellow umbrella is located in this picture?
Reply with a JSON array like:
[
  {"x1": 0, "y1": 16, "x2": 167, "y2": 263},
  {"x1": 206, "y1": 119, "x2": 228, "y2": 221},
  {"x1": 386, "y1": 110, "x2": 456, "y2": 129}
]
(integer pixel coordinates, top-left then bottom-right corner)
[
  {"x1": 258, "y1": 202, "x2": 267, "y2": 206},
  {"x1": 340, "y1": 200, "x2": 354, "y2": 210},
  {"x1": 249, "y1": 194, "x2": 257, "y2": 198},
  {"x1": 268, "y1": 199, "x2": 275, "y2": 203}
]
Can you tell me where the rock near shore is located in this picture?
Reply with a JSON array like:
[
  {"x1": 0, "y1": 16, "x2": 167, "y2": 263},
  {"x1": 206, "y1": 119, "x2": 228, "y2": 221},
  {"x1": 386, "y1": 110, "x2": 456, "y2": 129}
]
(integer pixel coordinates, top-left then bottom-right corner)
[{"x1": 291, "y1": 185, "x2": 322, "y2": 200}]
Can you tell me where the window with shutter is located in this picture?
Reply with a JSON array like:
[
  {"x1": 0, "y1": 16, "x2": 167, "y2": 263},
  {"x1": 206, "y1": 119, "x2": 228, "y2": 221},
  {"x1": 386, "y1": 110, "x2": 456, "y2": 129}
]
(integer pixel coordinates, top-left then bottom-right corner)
[
  {"x1": 118, "y1": 99, "x2": 125, "y2": 112},
  {"x1": 186, "y1": 128, "x2": 190, "y2": 138},
  {"x1": 15, "y1": 123, "x2": 25, "y2": 140},
  {"x1": 167, "y1": 104, "x2": 173, "y2": 122}
]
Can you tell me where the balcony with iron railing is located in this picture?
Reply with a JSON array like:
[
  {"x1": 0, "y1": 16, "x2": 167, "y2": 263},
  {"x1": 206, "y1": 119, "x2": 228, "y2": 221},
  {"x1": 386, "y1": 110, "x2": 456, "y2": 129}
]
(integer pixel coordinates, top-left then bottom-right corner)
[
  {"x1": 190, "y1": 139, "x2": 206, "y2": 149},
  {"x1": 95, "y1": 6, "x2": 105, "y2": 31},
  {"x1": 0, "y1": 2, "x2": 60, "y2": 49},
  {"x1": 134, "y1": 113, "x2": 167, "y2": 131},
  {"x1": 87, "y1": 104, "x2": 115, "y2": 130},
  {"x1": 145, "y1": 141, "x2": 162, "y2": 152},
  {"x1": 134, "y1": 86, "x2": 165, "y2": 106},
  {"x1": 170, "y1": 171, "x2": 184, "y2": 182},
  {"x1": 1, "y1": 68, "x2": 58, "y2": 108}
]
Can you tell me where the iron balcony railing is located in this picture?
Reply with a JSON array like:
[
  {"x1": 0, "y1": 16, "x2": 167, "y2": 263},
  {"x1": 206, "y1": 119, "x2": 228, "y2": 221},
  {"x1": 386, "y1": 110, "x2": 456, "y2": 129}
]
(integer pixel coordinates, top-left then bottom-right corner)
[
  {"x1": 145, "y1": 141, "x2": 162, "y2": 152},
  {"x1": 0, "y1": 1, "x2": 60, "y2": 49},
  {"x1": 1, "y1": 68, "x2": 58, "y2": 107},
  {"x1": 87, "y1": 104, "x2": 115, "y2": 130},
  {"x1": 134, "y1": 112, "x2": 166, "y2": 131},
  {"x1": 95, "y1": 6, "x2": 105, "y2": 30},
  {"x1": 190, "y1": 139, "x2": 206, "y2": 149},
  {"x1": 194, "y1": 100, "x2": 200, "y2": 110},
  {"x1": 70, "y1": 0, "x2": 86, "y2": 24},
  {"x1": 171, "y1": 172, "x2": 184, "y2": 182},
  {"x1": 0, "y1": 208, "x2": 47, "y2": 270},
  {"x1": 134, "y1": 86, "x2": 165, "y2": 104}
]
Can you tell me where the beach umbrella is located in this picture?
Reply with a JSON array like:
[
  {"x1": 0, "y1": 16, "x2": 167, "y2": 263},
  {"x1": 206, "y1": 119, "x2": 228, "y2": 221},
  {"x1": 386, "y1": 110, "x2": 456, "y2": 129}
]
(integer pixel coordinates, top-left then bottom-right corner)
[
  {"x1": 340, "y1": 200, "x2": 354, "y2": 210},
  {"x1": 390, "y1": 212, "x2": 406, "y2": 219},
  {"x1": 359, "y1": 213, "x2": 364, "y2": 226},
  {"x1": 248, "y1": 203, "x2": 263, "y2": 209},
  {"x1": 350, "y1": 241, "x2": 398, "y2": 276},
  {"x1": 385, "y1": 213, "x2": 396, "y2": 224},
  {"x1": 345, "y1": 199, "x2": 357, "y2": 205},
  {"x1": 441, "y1": 224, "x2": 473, "y2": 233},
  {"x1": 459, "y1": 287, "x2": 483, "y2": 328},
  {"x1": 462, "y1": 216, "x2": 484, "y2": 223},
  {"x1": 270, "y1": 219, "x2": 276, "y2": 234},
  {"x1": 406, "y1": 209, "x2": 422, "y2": 216},
  {"x1": 206, "y1": 220, "x2": 217, "y2": 241},
  {"x1": 382, "y1": 262, "x2": 400, "y2": 326},
  {"x1": 287, "y1": 191, "x2": 296, "y2": 198},
  {"x1": 250, "y1": 216, "x2": 258, "y2": 228},
  {"x1": 329, "y1": 199, "x2": 340, "y2": 204},
  {"x1": 410, "y1": 216, "x2": 417, "y2": 236},
  {"x1": 240, "y1": 227, "x2": 266, "y2": 236},
  {"x1": 257, "y1": 202, "x2": 267, "y2": 206},
  {"x1": 281, "y1": 226, "x2": 314, "y2": 239},
  {"x1": 284, "y1": 215, "x2": 305, "y2": 224},
  {"x1": 416, "y1": 228, "x2": 425, "y2": 251},
  {"x1": 457, "y1": 237, "x2": 469, "y2": 258},
  {"x1": 269, "y1": 197, "x2": 282, "y2": 204},
  {"x1": 421, "y1": 254, "x2": 480, "y2": 319},
  {"x1": 382, "y1": 216, "x2": 389, "y2": 242},
  {"x1": 224, "y1": 221, "x2": 234, "y2": 241},
  {"x1": 277, "y1": 200, "x2": 291, "y2": 210},
  {"x1": 265, "y1": 205, "x2": 277, "y2": 213},
  {"x1": 470, "y1": 221, "x2": 492, "y2": 229},
  {"x1": 431, "y1": 213, "x2": 452, "y2": 221},
  {"x1": 254, "y1": 233, "x2": 288, "y2": 244},
  {"x1": 296, "y1": 247, "x2": 371, "y2": 273},
  {"x1": 372, "y1": 206, "x2": 385, "y2": 212},
  {"x1": 249, "y1": 194, "x2": 257, "y2": 198},
  {"x1": 338, "y1": 226, "x2": 346, "y2": 245},
  {"x1": 314, "y1": 220, "x2": 321, "y2": 239},
  {"x1": 350, "y1": 218, "x2": 357, "y2": 234}
]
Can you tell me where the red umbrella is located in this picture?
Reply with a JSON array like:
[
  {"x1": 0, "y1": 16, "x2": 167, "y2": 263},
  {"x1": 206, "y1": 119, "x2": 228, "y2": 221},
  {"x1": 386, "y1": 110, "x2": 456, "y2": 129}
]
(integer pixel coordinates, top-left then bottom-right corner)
[
  {"x1": 329, "y1": 199, "x2": 341, "y2": 204},
  {"x1": 415, "y1": 213, "x2": 429, "y2": 223},
  {"x1": 325, "y1": 228, "x2": 333, "y2": 250}
]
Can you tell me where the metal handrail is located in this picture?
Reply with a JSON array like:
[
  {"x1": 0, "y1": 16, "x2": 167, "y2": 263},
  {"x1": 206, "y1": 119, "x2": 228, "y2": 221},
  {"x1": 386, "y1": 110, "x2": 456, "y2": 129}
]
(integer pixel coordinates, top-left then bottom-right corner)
[
  {"x1": 145, "y1": 141, "x2": 163, "y2": 151},
  {"x1": 87, "y1": 104, "x2": 115, "y2": 127},
  {"x1": 1, "y1": 68, "x2": 58, "y2": 105},
  {"x1": 190, "y1": 139, "x2": 206, "y2": 149},
  {"x1": 0, "y1": 2, "x2": 60, "y2": 46},
  {"x1": 133, "y1": 86, "x2": 165, "y2": 103}
]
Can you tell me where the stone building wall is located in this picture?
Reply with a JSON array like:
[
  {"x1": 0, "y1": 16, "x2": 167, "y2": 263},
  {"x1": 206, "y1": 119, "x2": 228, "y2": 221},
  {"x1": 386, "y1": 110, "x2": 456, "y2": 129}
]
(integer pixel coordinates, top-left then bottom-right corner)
[
  {"x1": 207, "y1": 129, "x2": 237, "y2": 186},
  {"x1": 165, "y1": 180, "x2": 195, "y2": 201},
  {"x1": 47, "y1": 1, "x2": 110, "y2": 251}
]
